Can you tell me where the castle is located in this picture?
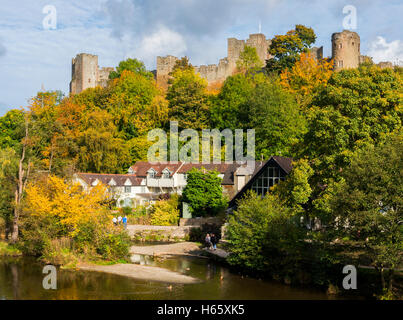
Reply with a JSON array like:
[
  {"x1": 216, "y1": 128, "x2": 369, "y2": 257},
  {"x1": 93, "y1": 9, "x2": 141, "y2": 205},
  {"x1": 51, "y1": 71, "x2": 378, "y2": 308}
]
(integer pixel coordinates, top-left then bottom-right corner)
[{"x1": 69, "y1": 30, "x2": 394, "y2": 94}]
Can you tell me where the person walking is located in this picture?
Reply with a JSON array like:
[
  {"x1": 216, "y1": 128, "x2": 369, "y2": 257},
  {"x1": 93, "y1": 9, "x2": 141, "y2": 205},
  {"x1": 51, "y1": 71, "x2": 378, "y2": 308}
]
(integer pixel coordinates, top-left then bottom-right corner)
[
  {"x1": 211, "y1": 233, "x2": 217, "y2": 250},
  {"x1": 117, "y1": 216, "x2": 122, "y2": 225},
  {"x1": 112, "y1": 217, "x2": 117, "y2": 226},
  {"x1": 122, "y1": 216, "x2": 128, "y2": 229}
]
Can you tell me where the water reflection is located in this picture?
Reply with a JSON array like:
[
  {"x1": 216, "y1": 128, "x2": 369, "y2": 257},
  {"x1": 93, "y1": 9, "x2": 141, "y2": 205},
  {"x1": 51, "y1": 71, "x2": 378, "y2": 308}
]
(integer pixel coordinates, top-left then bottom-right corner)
[{"x1": 0, "y1": 256, "x2": 339, "y2": 300}]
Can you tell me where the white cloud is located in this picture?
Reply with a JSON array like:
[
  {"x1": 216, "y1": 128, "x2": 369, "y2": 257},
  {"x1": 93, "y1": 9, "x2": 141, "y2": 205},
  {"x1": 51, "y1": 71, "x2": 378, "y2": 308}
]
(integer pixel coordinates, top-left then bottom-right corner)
[
  {"x1": 135, "y1": 26, "x2": 187, "y2": 66},
  {"x1": 367, "y1": 36, "x2": 403, "y2": 65}
]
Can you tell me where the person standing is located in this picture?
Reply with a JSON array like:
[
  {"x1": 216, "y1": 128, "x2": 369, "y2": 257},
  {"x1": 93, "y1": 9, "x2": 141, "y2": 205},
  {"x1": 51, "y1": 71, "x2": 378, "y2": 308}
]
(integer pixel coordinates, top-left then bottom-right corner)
[
  {"x1": 117, "y1": 216, "x2": 122, "y2": 225},
  {"x1": 112, "y1": 217, "x2": 117, "y2": 226},
  {"x1": 205, "y1": 234, "x2": 212, "y2": 250},
  {"x1": 122, "y1": 216, "x2": 128, "y2": 229}
]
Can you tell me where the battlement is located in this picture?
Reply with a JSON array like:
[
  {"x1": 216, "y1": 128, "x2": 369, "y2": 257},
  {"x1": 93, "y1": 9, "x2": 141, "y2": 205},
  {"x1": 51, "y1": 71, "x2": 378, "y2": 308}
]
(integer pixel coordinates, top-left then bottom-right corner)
[{"x1": 156, "y1": 33, "x2": 272, "y2": 88}]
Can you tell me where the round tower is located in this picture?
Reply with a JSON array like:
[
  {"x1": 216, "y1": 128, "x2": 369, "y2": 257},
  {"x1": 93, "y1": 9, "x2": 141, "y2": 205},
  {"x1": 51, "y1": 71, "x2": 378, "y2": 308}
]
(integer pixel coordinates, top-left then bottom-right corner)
[{"x1": 331, "y1": 30, "x2": 360, "y2": 71}]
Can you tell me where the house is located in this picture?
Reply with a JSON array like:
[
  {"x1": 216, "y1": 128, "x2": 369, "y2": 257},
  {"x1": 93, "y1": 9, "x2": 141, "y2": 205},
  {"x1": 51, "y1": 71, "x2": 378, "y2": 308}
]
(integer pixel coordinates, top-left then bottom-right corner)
[
  {"x1": 228, "y1": 156, "x2": 293, "y2": 209},
  {"x1": 73, "y1": 156, "x2": 293, "y2": 209}
]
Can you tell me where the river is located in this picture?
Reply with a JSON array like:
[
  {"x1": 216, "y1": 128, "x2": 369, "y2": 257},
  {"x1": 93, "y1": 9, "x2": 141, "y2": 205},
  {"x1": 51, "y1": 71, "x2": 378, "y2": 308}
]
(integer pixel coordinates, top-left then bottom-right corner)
[{"x1": 0, "y1": 255, "x2": 339, "y2": 300}]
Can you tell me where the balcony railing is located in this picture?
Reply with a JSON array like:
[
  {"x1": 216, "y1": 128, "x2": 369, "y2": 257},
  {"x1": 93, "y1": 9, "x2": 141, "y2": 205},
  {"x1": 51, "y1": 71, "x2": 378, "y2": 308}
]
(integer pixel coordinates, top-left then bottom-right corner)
[{"x1": 147, "y1": 178, "x2": 174, "y2": 188}]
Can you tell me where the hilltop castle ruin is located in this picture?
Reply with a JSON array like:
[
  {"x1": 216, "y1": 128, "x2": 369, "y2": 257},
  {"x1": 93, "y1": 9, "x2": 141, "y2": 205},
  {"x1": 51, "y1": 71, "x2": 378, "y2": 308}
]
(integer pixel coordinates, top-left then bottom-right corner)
[{"x1": 70, "y1": 30, "x2": 394, "y2": 94}]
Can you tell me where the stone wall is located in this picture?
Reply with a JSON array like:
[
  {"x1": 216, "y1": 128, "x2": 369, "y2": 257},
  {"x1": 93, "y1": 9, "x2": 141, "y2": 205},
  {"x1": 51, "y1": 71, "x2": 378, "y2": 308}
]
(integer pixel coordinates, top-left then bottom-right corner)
[
  {"x1": 332, "y1": 30, "x2": 360, "y2": 71},
  {"x1": 156, "y1": 33, "x2": 272, "y2": 88},
  {"x1": 70, "y1": 53, "x2": 114, "y2": 94}
]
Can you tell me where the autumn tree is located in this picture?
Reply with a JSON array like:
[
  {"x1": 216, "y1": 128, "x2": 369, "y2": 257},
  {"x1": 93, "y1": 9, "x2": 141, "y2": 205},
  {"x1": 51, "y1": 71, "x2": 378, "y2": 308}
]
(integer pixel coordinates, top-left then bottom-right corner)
[
  {"x1": 280, "y1": 52, "x2": 333, "y2": 107},
  {"x1": 166, "y1": 68, "x2": 210, "y2": 130},
  {"x1": 266, "y1": 25, "x2": 316, "y2": 73}
]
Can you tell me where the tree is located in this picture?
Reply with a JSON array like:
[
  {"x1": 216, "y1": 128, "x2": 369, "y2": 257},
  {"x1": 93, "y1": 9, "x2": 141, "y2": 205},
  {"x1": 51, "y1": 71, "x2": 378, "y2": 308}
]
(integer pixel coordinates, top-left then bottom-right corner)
[
  {"x1": 182, "y1": 168, "x2": 227, "y2": 216},
  {"x1": 266, "y1": 25, "x2": 316, "y2": 73},
  {"x1": 280, "y1": 52, "x2": 333, "y2": 107},
  {"x1": 109, "y1": 58, "x2": 154, "y2": 80},
  {"x1": 210, "y1": 73, "x2": 255, "y2": 130},
  {"x1": 226, "y1": 191, "x2": 302, "y2": 272},
  {"x1": 0, "y1": 109, "x2": 25, "y2": 149},
  {"x1": 107, "y1": 70, "x2": 160, "y2": 139},
  {"x1": 298, "y1": 65, "x2": 403, "y2": 184},
  {"x1": 246, "y1": 78, "x2": 307, "y2": 158},
  {"x1": 166, "y1": 68, "x2": 210, "y2": 130},
  {"x1": 170, "y1": 56, "x2": 194, "y2": 74},
  {"x1": 236, "y1": 46, "x2": 264, "y2": 74},
  {"x1": 76, "y1": 109, "x2": 130, "y2": 173},
  {"x1": 330, "y1": 135, "x2": 403, "y2": 297}
]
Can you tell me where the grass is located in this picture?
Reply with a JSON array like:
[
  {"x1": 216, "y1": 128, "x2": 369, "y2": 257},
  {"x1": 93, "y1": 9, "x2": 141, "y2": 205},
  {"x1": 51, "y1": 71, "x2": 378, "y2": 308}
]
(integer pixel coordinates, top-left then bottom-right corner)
[{"x1": 0, "y1": 241, "x2": 22, "y2": 257}]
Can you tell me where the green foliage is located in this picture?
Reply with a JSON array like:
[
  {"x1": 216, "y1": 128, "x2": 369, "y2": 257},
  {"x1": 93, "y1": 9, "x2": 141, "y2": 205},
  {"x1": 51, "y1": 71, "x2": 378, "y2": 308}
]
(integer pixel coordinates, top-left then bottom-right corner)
[
  {"x1": 226, "y1": 191, "x2": 302, "y2": 272},
  {"x1": 273, "y1": 159, "x2": 314, "y2": 211},
  {"x1": 167, "y1": 68, "x2": 210, "y2": 130},
  {"x1": 210, "y1": 74, "x2": 254, "y2": 130},
  {"x1": 182, "y1": 168, "x2": 227, "y2": 217},
  {"x1": 299, "y1": 65, "x2": 403, "y2": 183},
  {"x1": 0, "y1": 109, "x2": 24, "y2": 149},
  {"x1": 266, "y1": 24, "x2": 316, "y2": 73},
  {"x1": 330, "y1": 135, "x2": 403, "y2": 294},
  {"x1": 109, "y1": 58, "x2": 154, "y2": 80},
  {"x1": 150, "y1": 194, "x2": 180, "y2": 226},
  {"x1": 236, "y1": 46, "x2": 264, "y2": 73},
  {"x1": 246, "y1": 78, "x2": 307, "y2": 158}
]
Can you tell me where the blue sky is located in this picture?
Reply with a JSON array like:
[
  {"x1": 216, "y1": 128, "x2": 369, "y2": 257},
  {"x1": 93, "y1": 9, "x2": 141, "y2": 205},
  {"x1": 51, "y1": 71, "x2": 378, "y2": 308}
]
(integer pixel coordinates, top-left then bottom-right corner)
[{"x1": 0, "y1": 0, "x2": 402, "y2": 115}]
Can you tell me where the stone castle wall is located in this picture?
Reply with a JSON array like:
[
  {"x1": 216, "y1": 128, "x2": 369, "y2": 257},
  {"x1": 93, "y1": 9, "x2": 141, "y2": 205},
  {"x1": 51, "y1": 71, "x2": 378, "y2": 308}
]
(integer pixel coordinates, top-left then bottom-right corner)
[
  {"x1": 70, "y1": 53, "x2": 114, "y2": 94},
  {"x1": 156, "y1": 33, "x2": 272, "y2": 88},
  {"x1": 71, "y1": 30, "x2": 396, "y2": 94}
]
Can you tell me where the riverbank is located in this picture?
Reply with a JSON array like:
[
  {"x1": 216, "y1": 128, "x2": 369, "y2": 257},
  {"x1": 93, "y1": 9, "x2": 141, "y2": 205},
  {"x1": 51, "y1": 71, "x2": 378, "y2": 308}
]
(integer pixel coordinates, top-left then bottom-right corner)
[
  {"x1": 0, "y1": 241, "x2": 22, "y2": 257},
  {"x1": 130, "y1": 242, "x2": 203, "y2": 257},
  {"x1": 77, "y1": 262, "x2": 201, "y2": 284}
]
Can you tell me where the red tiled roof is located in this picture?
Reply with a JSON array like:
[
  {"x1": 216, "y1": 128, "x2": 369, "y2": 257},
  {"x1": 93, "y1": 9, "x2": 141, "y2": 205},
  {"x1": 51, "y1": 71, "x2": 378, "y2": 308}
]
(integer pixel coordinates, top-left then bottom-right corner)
[
  {"x1": 75, "y1": 173, "x2": 143, "y2": 186},
  {"x1": 129, "y1": 162, "x2": 183, "y2": 177}
]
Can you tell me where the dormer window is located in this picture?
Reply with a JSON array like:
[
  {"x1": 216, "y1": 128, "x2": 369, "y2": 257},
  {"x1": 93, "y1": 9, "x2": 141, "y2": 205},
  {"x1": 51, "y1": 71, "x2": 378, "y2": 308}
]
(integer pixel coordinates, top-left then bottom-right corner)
[
  {"x1": 148, "y1": 168, "x2": 156, "y2": 178},
  {"x1": 162, "y1": 168, "x2": 171, "y2": 179}
]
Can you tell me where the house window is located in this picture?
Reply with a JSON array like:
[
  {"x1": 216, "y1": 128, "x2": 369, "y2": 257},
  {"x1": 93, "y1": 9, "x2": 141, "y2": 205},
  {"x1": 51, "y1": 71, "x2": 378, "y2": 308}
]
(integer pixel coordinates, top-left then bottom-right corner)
[
  {"x1": 251, "y1": 166, "x2": 286, "y2": 197},
  {"x1": 148, "y1": 171, "x2": 155, "y2": 178},
  {"x1": 125, "y1": 186, "x2": 131, "y2": 193},
  {"x1": 141, "y1": 186, "x2": 146, "y2": 193}
]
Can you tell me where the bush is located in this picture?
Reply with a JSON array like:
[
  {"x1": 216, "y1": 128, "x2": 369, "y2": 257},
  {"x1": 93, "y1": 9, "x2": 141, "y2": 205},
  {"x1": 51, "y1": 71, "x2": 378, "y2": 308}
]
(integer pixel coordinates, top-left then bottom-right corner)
[
  {"x1": 226, "y1": 191, "x2": 303, "y2": 273},
  {"x1": 150, "y1": 194, "x2": 180, "y2": 226}
]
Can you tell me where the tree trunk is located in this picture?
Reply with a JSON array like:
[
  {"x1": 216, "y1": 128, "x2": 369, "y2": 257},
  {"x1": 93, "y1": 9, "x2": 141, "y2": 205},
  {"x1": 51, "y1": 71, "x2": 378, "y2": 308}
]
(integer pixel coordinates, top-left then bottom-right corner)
[
  {"x1": 388, "y1": 269, "x2": 394, "y2": 293},
  {"x1": 380, "y1": 268, "x2": 386, "y2": 290},
  {"x1": 11, "y1": 118, "x2": 29, "y2": 243}
]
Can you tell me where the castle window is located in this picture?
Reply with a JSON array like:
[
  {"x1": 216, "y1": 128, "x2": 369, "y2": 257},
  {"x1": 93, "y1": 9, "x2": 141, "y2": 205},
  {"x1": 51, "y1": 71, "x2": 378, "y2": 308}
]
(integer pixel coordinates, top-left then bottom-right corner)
[
  {"x1": 339, "y1": 43, "x2": 342, "y2": 49},
  {"x1": 352, "y1": 42, "x2": 354, "y2": 46},
  {"x1": 339, "y1": 60, "x2": 343, "y2": 68},
  {"x1": 88, "y1": 78, "x2": 91, "y2": 83}
]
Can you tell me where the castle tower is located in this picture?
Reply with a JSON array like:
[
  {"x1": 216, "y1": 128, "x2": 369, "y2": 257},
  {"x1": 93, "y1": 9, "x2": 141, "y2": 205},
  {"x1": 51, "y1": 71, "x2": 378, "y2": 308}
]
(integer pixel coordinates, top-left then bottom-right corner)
[
  {"x1": 331, "y1": 30, "x2": 360, "y2": 71},
  {"x1": 70, "y1": 53, "x2": 100, "y2": 94}
]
